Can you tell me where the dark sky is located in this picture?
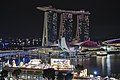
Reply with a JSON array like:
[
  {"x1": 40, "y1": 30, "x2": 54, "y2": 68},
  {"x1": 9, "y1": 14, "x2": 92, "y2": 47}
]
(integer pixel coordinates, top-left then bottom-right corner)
[{"x1": 0, "y1": 0, "x2": 120, "y2": 41}]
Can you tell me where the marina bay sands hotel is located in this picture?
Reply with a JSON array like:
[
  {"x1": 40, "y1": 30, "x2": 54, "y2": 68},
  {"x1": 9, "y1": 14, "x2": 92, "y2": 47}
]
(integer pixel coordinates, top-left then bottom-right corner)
[{"x1": 37, "y1": 6, "x2": 90, "y2": 46}]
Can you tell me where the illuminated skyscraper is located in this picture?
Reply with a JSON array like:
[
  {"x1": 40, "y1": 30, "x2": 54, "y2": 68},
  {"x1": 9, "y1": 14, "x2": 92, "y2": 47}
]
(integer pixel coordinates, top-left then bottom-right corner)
[
  {"x1": 76, "y1": 11, "x2": 90, "y2": 42},
  {"x1": 37, "y1": 6, "x2": 90, "y2": 46},
  {"x1": 59, "y1": 13, "x2": 73, "y2": 42},
  {"x1": 41, "y1": 11, "x2": 58, "y2": 46},
  {"x1": 47, "y1": 11, "x2": 58, "y2": 45}
]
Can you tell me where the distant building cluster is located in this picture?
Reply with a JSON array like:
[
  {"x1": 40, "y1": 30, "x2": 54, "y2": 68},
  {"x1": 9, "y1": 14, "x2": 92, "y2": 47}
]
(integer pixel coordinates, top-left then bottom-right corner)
[
  {"x1": 37, "y1": 6, "x2": 90, "y2": 46},
  {"x1": 0, "y1": 38, "x2": 41, "y2": 50}
]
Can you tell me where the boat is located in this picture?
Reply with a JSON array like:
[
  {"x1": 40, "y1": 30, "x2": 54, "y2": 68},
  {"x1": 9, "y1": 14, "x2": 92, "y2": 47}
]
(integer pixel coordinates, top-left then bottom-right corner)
[{"x1": 96, "y1": 51, "x2": 107, "y2": 56}]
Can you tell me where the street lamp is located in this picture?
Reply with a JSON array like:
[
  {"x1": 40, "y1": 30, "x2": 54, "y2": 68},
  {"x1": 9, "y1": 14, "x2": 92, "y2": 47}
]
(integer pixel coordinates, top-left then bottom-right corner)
[{"x1": 93, "y1": 71, "x2": 98, "y2": 77}]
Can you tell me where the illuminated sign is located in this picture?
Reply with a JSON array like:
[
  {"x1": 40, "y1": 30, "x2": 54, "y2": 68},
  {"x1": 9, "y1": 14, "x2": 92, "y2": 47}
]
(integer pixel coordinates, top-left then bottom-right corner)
[{"x1": 51, "y1": 58, "x2": 71, "y2": 70}]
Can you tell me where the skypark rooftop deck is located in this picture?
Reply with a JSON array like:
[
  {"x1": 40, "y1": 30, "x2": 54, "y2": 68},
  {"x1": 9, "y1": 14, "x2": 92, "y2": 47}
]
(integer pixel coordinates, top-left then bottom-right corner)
[{"x1": 37, "y1": 6, "x2": 90, "y2": 14}]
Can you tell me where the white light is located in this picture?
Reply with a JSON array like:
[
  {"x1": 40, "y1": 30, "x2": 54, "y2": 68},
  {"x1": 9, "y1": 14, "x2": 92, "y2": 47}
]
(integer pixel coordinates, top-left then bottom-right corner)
[
  {"x1": 94, "y1": 71, "x2": 97, "y2": 75},
  {"x1": 90, "y1": 74, "x2": 94, "y2": 78}
]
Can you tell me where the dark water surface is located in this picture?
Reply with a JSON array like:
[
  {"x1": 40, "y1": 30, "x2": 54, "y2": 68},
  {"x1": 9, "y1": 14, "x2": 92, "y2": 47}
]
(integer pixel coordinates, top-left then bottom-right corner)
[{"x1": 80, "y1": 54, "x2": 120, "y2": 77}]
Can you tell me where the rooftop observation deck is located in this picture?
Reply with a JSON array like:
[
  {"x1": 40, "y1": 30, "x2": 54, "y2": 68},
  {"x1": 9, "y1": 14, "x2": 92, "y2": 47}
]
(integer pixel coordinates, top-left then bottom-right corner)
[{"x1": 37, "y1": 6, "x2": 90, "y2": 15}]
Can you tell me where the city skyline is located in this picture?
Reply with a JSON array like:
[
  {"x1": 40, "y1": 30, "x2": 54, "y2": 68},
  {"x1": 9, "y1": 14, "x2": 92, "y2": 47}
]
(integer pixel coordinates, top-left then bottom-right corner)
[{"x1": 0, "y1": 0, "x2": 120, "y2": 41}]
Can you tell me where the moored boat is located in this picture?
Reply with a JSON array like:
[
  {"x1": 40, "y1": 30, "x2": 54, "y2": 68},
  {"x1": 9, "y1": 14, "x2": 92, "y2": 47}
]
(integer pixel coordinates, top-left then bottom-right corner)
[{"x1": 96, "y1": 51, "x2": 107, "y2": 56}]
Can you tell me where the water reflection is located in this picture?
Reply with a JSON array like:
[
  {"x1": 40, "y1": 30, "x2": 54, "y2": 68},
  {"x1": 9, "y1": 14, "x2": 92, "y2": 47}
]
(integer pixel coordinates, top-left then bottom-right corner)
[
  {"x1": 96, "y1": 56, "x2": 105, "y2": 76},
  {"x1": 106, "y1": 55, "x2": 111, "y2": 76},
  {"x1": 101, "y1": 56, "x2": 105, "y2": 76},
  {"x1": 95, "y1": 54, "x2": 120, "y2": 77},
  {"x1": 96, "y1": 55, "x2": 112, "y2": 76}
]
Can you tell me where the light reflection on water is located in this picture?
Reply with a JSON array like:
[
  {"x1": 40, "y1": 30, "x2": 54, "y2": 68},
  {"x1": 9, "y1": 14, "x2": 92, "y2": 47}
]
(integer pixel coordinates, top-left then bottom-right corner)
[
  {"x1": 68, "y1": 54, "x2": 120, "y2": 77},
  {"x1": 106, "y1": 55, "x2": 111, "y2": 76},
  {"x1": 96, "y1": 55, "x2": 111, "y2": 76},
  {"x1": 93, "y1": 54, "x2": 120, "y2": 77}
]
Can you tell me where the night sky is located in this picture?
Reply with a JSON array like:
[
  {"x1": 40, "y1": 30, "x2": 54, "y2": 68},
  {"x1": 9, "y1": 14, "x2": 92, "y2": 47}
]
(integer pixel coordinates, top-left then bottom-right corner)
[{"x1": 0, "y1": 0, "x2": 120, "y2": 41}]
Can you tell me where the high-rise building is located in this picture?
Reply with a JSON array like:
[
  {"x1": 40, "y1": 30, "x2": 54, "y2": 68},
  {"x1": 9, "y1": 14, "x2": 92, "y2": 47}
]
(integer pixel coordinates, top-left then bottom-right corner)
[
  {"x1": 76, "y1": 11, "x2": 90, "y2": 42},
  {"x1": 41, "y1": 11, "x2": 58, "y2": 46},
  {"x1": 47, "y1": 11, "x2": 58, "y2": 45},
  {"x1": 59, "y1": 13, "x2": 73, "y2": 42},
  {"x1": 37, "y1": 6, "x2": 90, "y2": 46}
]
